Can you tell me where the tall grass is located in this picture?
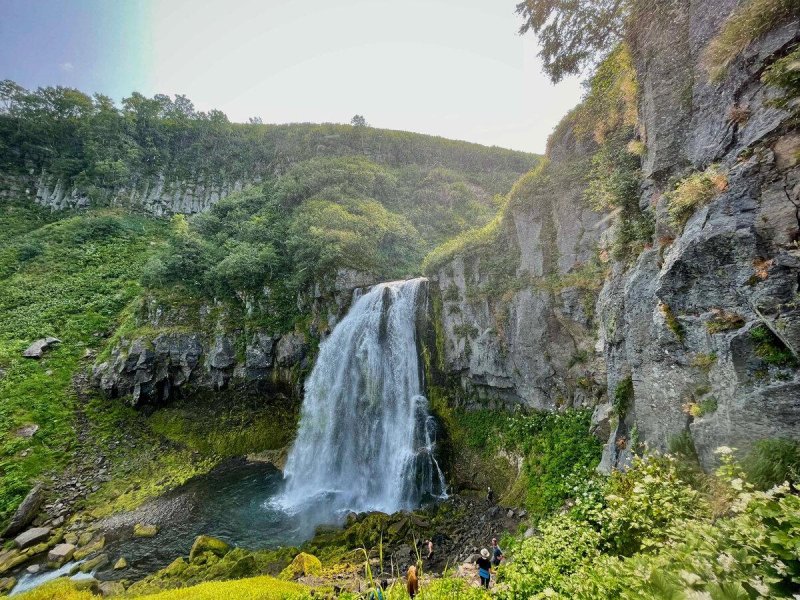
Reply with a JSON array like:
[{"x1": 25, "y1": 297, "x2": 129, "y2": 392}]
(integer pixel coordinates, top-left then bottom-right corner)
[{"x1": 703, "y1": 0, "x2": 800, "y2": 81}]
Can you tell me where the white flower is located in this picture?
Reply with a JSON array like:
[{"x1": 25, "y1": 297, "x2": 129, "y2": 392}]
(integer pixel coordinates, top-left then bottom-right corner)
[
  {"x1": 730, "y1": 478, "x2": 743, "y2": 491},
  {"x1": 714, "y1": 446, "x2": 735, "y2": 455},
  {"x1": 718, "y1": 553, "x2": 735, "y2": 572}
]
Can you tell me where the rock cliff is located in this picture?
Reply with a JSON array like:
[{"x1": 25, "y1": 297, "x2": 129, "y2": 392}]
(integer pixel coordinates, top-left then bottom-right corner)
[
  {"x1": 93, "y1": 269, "x2": 379, "y2": 407},
  {"x1": 430, "y1": 0, "x2": 800, "y2": 471}
]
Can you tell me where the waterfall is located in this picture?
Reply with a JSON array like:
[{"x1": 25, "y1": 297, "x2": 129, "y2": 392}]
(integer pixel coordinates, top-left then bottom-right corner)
[{"x1": 279, "y1": 277, "x2": 447, "y2": 518}]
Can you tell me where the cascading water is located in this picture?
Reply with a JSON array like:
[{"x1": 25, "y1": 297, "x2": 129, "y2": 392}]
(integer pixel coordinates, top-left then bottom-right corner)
[{"x1": 279, "y1": 278, "x2": 446, "y2": 519}]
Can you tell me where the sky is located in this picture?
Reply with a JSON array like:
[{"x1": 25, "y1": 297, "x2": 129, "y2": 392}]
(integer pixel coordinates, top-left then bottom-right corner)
[{"x1": 0, "y1": 0, "x2": 583, "y2": 154}]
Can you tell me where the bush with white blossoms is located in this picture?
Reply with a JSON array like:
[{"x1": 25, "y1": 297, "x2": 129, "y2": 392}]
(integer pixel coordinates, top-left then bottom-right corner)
[{"x1": 498, "y1": 449, "x2": 800, "y2": 599}]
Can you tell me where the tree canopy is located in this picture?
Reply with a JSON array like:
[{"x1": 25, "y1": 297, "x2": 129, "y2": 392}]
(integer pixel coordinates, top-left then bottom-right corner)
[{"x1": 516, "y1": 0, "x2": 629, "y2": 82}]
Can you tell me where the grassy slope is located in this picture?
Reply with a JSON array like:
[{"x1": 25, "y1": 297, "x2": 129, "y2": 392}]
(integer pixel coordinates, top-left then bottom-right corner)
[{"x1": 0, "y1": 201, "x2": 168, "y2": 523}]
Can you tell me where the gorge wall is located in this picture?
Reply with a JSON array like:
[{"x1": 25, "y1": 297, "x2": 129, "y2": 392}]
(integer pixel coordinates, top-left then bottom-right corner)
[{"x1": 430, "y1": 0, "x2": 800, "y2": 471}]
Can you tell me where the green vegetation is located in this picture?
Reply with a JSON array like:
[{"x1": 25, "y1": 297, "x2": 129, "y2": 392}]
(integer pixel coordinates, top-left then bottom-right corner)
[
  {"x1": 0, "y1": 202, "x2": 168, "y2": 524},
  {"x1": 742, "y1": 438, "x2": 800, "y2": 490},
  {"x1": 665, "y1": 165, "x2": 728, "y2": 229},
  {"x1": 703, "y1": 0, "x2": 800, "y2": 81},
  {"x1": 659, "y1": 302, "x2": 685, "y2": 342},
  {"x1": 762, "y1": 45, "x2": 800, "y2": 112},
  {"x1": 0, "y1": 81, "x2": 533, "y2": 190},
  {"x1": 498, "y1": 450, "x2": 800, "y2": 599},
  {"x1": 612, "y1": 376, "x2": 633, "y2": 418},
  {"x1": 751, "y1": 324, "x2": 798, "y2": 367}
]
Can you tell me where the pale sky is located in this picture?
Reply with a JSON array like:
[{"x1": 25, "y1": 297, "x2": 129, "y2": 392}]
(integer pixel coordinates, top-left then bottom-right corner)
[{"x1": 0, "y1": 0, "x2": 583, "y2": 154}]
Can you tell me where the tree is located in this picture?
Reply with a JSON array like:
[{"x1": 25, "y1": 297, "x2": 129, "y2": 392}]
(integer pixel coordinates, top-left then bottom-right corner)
[
  {"x1": 248, "y1": 116, "x2": 263, "y2": 125},
  {"x1": 350, "y1": 114, "x2": 367, "y2": 127},
  {"x1": 516, "y1": 0, "x2": 629, "y2": 83}
]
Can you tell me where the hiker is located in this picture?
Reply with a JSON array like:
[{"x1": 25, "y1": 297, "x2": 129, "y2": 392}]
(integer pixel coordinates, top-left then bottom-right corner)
[
  {"x1": 424, "y1": 538, "x2": 434, "y2": 560},
  {"x1": 477, "y1": 548, "x2": 492, "y2": 589},
  {"x1": 407, "y1": 565, "x2": 419, "y2": 598},
  {"x1": 491, "y1": 537, "x2": 504, "y2": 567},
  {"x1": 487, "y1": 486, "x2": 495, "y2": 505}
]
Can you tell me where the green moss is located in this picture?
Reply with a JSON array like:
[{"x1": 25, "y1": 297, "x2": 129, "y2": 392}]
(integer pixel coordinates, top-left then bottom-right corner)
[
  {"x1": 279, "y1": 552, "x2": 323, "y2": 580},
  {"x1": 660, "y1": 302, "x2": 685, "y2": 342},
  {"x1": 706, "y1": 310, "x2": 745, "y2": 334},
  {"x1": 750, "y1": 325, "x2": 797, "y2": 367}
]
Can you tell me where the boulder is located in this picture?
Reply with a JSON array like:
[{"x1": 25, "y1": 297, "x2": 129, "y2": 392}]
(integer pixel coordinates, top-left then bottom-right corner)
[
  {"x1": 279, "y1": 552, "x2": 322, "y2": 580},
  {"x1": 590, "y1": 403, "x2": 614, "y2": 441},
  {"x1": 0, "y1": 577, "x2": 16, "y2": 595},
  {"x1": 79, "y1": 553, "x2": 109, "y2": 572},
  {"x1": 133, "y1": 523, "x2": 158, "y2": 538},
  {"x1": 208, "y1": 335, "x2": 235, "y2": 369},
  {"x1": 0, "y1": 549, "x2": 26, "y2": 575},
  {"x1": 113, "y1": 557, "x2": 128, "y2": 570},
  {"x1": 189, "y1": 535, "x2": 231, "y2": 562},
  {"x1": 13, "y1": 526, "x2": 51, "y2": 549},
  {"x1": 73, "y1": 536, "x2": 105, "y2": 560},
  {"x1": 3, "y1": 484, "x2": 44, "y2": 537},
  {"x1": 47, "y1": 543, "x2": 76, "y2": 566},
  {"x1": 98, "y1": 581, "x2": 126, "y2": 596},
  {"x1": 22, "y1": 337, "x2": 60, "y2": 358}
]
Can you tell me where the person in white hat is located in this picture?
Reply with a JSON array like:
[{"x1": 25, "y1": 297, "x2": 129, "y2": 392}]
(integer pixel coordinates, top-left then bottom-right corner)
[{"x1": 477, "y1": 548, "x2": 492, "y2": 588}]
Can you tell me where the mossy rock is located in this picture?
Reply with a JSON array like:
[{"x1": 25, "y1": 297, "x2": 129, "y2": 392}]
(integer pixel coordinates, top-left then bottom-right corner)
[
  {"x1": 133, "y1": 523, "x2": 159, "y2": 538},
  {"x1": 279, "y1": 552, "x2": 322, "y2": 580},
  {"x1": 73, "y1": 536, "x2": 105, "y2": 560},
  {"x1": 162, "y1": 557, "x2": 188, "y2": 577},
  {"x1": 190, "y1": 535, "x2": 231, "y2": 562},
  {"x1": 114, "y1": 557, "x2": 128, "y2": 570}
]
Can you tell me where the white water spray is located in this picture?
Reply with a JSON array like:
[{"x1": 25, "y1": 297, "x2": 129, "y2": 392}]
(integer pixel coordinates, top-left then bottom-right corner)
[{"x1": 280, "y1": 278, "x2": 446, "y2": 516}]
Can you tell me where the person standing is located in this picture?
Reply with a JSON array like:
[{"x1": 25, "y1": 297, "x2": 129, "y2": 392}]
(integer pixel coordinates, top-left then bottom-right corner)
[
  {"x1": 424, "y1": 538, "x2": 434, "y2": 561},
  {"x1": 477, "y1": 548, "x2": 492, "y2": 589},
  {"x1": 491, "y1": 537, "x2": 504, "y2": 567},
  {"x1": 407, "y1": 565, "x2": 419, "y2": 598},
  {"x1": 487, "y1": 486, "x2": 495, "y2": 505}
]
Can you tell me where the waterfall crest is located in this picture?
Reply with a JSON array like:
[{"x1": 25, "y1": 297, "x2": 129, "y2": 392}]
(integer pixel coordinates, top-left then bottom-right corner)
[{"x1": 279, "y1": 277, "x2": 446, "y2": 517}]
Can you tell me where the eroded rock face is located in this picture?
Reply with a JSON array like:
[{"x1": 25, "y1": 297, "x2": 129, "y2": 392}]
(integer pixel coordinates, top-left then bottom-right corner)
[
  {"x1": 595, "y1": 0, "x2": 800, "y2": 470},
  {"x1": 93, "y1": 272, "x2": 377, "y2": 407},
  {"x1": 433, "y1": 140, "x2": 609, "y2": 410},
  {"x1": 434, "y1": 0, "x2": 800, "y2": 470}
]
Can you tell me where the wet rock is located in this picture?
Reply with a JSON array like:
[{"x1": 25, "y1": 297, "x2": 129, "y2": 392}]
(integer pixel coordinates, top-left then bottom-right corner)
[
  {"x1": 74, "y1": 536, "x2": 105, "y2": 560},
  {"x1": 22, "y1": 337, "x2": 60, "y2": 358},
  {"x1": 26, "y1": 564, "x2": 40, "y2": 574},
  {"x1": 3, "y1": 484, "x2": 44, "y2": 537},
  {"x1": 133, "y1": 523, "x2": 158, "y2": 538},
  {"x1": 13, "y1": 526, "x2": 51, "y2": 549},
  {"x1": 189, "y1": 535, "x2": 231, "y2": 562},
  {"x1": 79, "y1": 553, "x2": 109, "y2": 572},
  {"x1": 47, "y1": 543, "x2": 76, "y2": 566},
  {"x1": 0, "y1": 577, "x2": 16, "y2": 595}
]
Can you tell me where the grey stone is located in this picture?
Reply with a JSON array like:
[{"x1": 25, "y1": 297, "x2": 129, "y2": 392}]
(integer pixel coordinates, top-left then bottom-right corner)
[
  {"x1": 99, "y1": 581, "x2": 126, "y2": 596},
  {"x1": 276, "y1": 332, "x2": 307, "y2": 367},
  {"x1": 13, "y1": 526, "x2": 51, "y2": 549},
  {"x1": 3, "y1": 484, "x2": 44, "y2": 537},
  {"x1": 47, "y1": 543, "x2": 76, "y2": 565},
  {"x1": 22, "y1": 337, "x2": 60, "y2": 358}
]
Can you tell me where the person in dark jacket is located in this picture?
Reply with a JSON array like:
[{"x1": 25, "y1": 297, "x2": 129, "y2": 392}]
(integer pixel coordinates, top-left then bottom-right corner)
[
  {"x1": 491, "y1": 537, "x2": 504, "y2": 567},
  {"x1": 477, "y1": 548, "x2": 492, "y2": 589}
]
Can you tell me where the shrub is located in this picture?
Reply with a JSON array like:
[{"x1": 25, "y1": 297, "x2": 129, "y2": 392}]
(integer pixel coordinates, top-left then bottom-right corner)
[
  {"x1": 665, "y1": 165, "x2": 728, "y2": 228},
  {"x1": 742, "y1": 438, "x2": 800, "y2": 490},
  {"x1": 703, "y1": 0, "x2": 800, "y2": 80},
  {"x1": 601, "y1": 455, "x2": 709, "y2": 555},
  {"x1": 612, "y1": 376, "x2": 633, "y2": 418}
]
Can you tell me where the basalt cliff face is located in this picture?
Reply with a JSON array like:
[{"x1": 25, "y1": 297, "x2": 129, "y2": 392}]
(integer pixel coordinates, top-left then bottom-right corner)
[
  {"x1": 431, "y1": 0, "x2": 800, "y2": 471},
  {"x1": 92, "y1": 269, "x2": 379, "y2": 407}
]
